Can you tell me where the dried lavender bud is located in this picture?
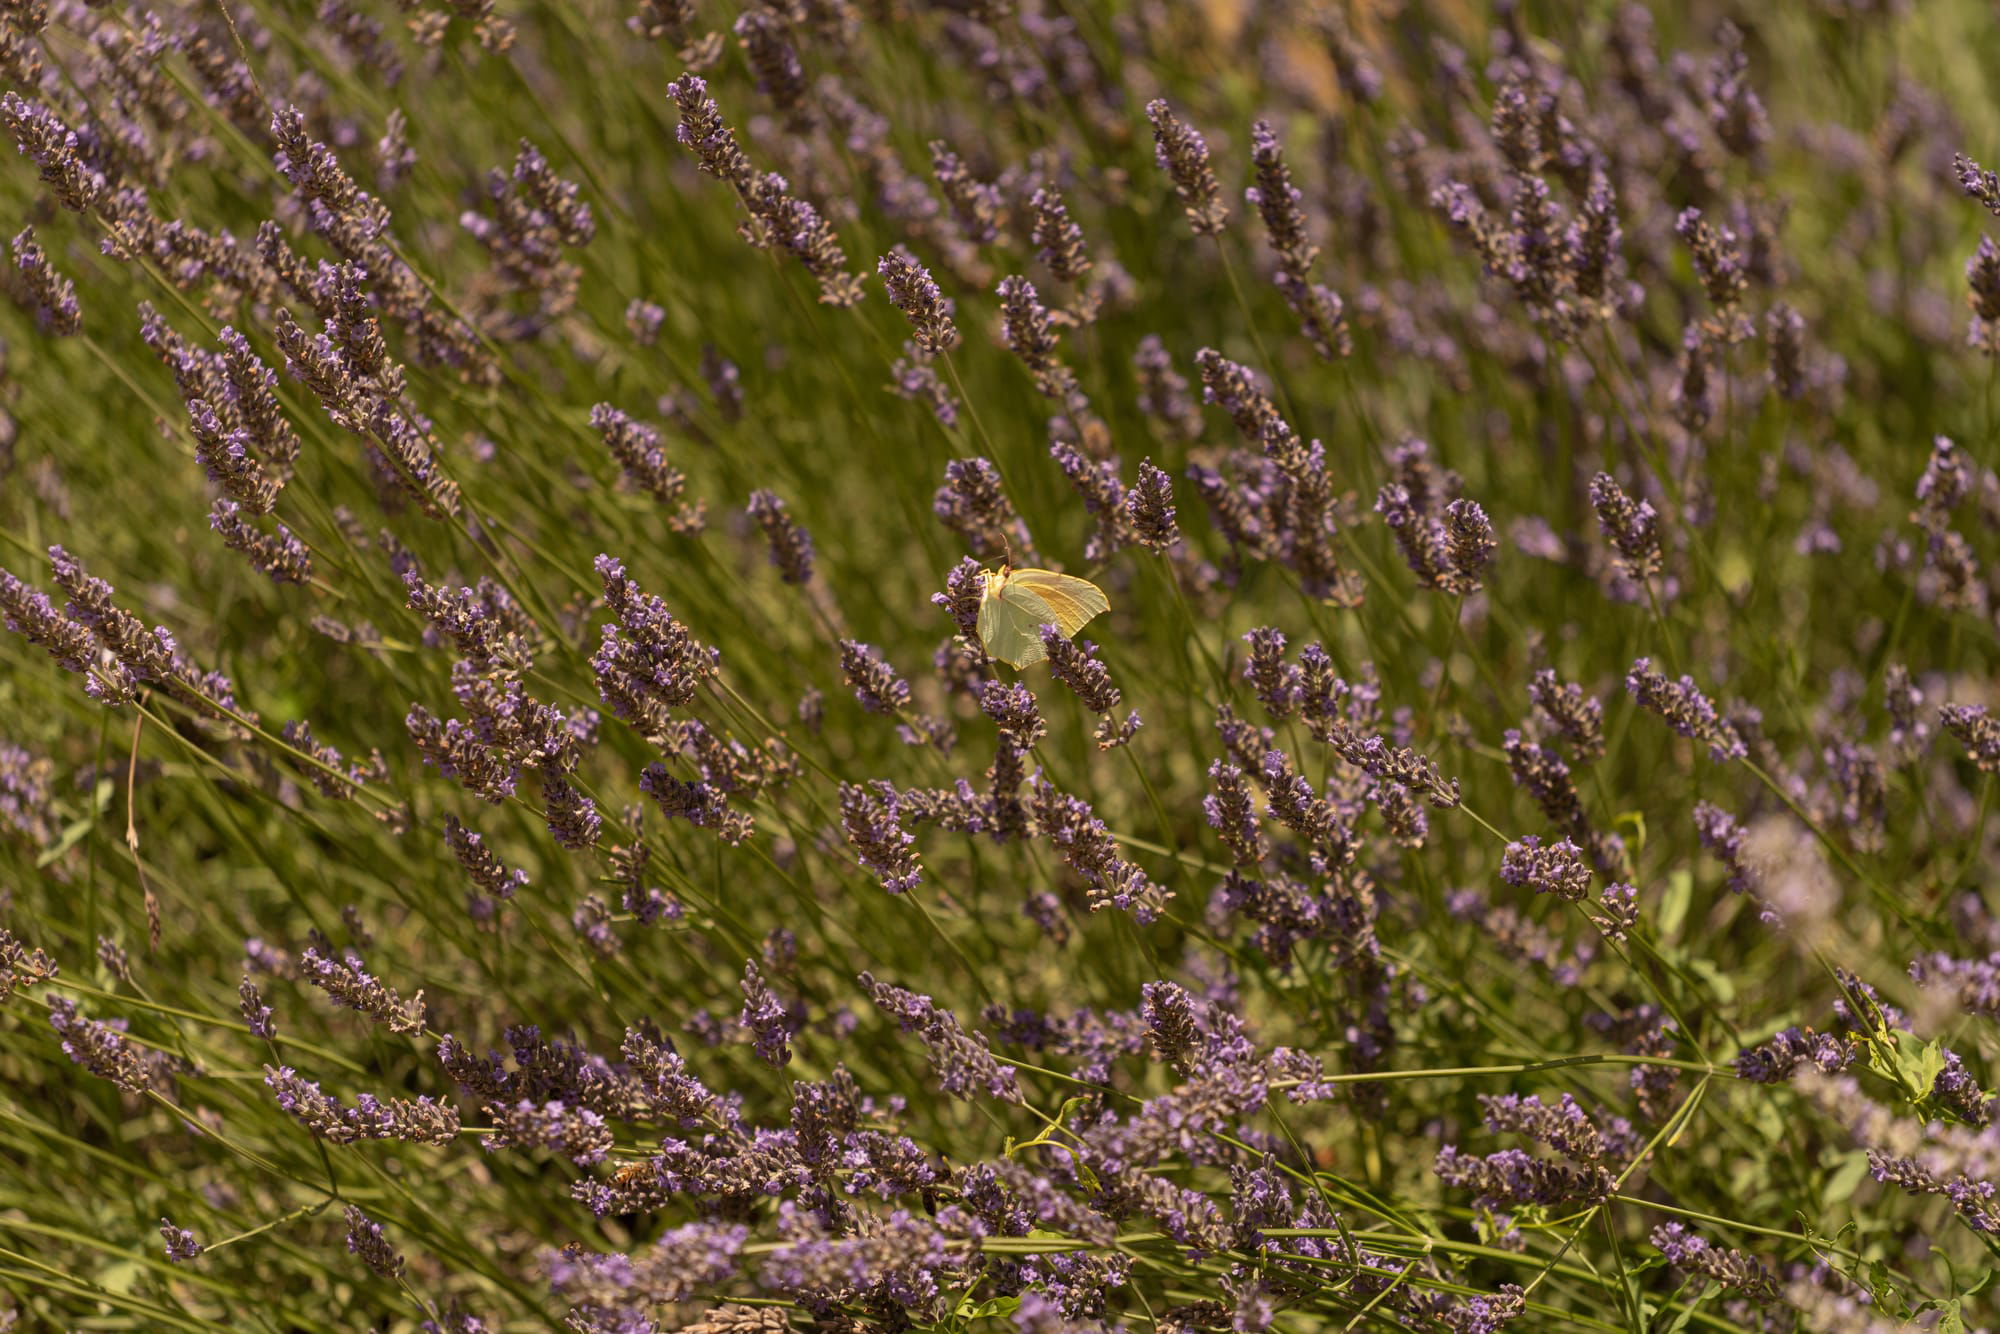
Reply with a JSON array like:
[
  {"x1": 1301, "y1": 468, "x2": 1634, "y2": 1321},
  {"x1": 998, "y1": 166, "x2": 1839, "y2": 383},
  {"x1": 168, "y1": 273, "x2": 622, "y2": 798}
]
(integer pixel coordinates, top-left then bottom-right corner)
[
  {"x1": 1246, "y1": 120, "x2": 1315, "y2": 274},
  {"x1": 343, "y1": 1205, "x2": 406, "y2": 1281},
  {"x1": 1569, "y1": 174, "x2": 1622, "y2": 311},
  {"x1": 1500, "y1": 835, "x2": 1591, "y2": 901},
  {"x1": 0, "y1": 926, "x2": 58, "y2": 1001},
  {"x1": 1650, "y1": 1224, "x2": 1780, "y2": 1304},
  {"x1": 1243, "y1": 627, "x2": 1301, "y2": 719},
  {"x1": 94, "y1": 936, "x2": 131, "y2": 986},
  {"x1": 1941, "y1": 703, "x2": 2000, "y2": 773},
  {"x1": 746, "y1": 490, "x2": 815, "y2": 585},
  {"x1": 1146, "y1": 100, "x2": 1228, "y2": 236},
  {"x1": 299, "y1": 946, "x2": 426, "y2": 1033},
  {"x1": 878, "y1": 246, "x2": 957, "y2": 352},
  {"x1": 271, "y1": 105, "x2": 388, "y2": 238},
  {"x1": 1030, "y1": 187, "x2": 1090, "y2": 284},
  {"x1": 1194, "y1": 348, "x2": 1290, "y2": 451},
  {"x1": 840, "y1": 779, "x2": 919, "y2": 891},
  {"x1": 1139, "y1": 981, "x2": 1203, "y2": 1077},
  {"x1": 1625, "y1": 659, "x2": 1746, "y2": 763},
  {"x1": 1261, "y1": 749, "x2": 1355, "y2": 867},
  {"x1": 1735, "y1": 1026, "x2": 1856, "y2": 1083},
  {"x1": 188, "y1": 400, "x2": 282, "y2": 514},
  {"x1": 1528, "y1": 669, "x2": 1605, "y2": 763},
  {"x1": 159, "y1": 1218, "x2": 203, "y2": 1263},
  {"x1": 1502, "y1": 729, "x2": 1583, "y2": 831},
  {"x1": 8, "y1": 226, "x2": 79, "y2": 335},
  {"x1": 1, "y1": 94, "x2": 104, "y2": 212},
  {"x1": 1589, "y1": 473, "x2": 1661, "y2": 580},
  {"x1": 1040, "y1": 630, "x2": 1121, "y2": 714},
  {"x1": 1592, "y1": 884, "x2": 1639, "y2": 941}
]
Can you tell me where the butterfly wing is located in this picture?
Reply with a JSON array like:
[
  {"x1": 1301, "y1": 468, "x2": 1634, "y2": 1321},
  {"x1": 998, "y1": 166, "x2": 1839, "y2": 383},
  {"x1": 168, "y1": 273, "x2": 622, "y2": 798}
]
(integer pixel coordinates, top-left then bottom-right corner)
[
  {"x1": 1008, "y1": 568, "x2": 1109, "y2": 638},
  {"x1": 980, "y1": 580, "x2": 1057, "y2": 668}
]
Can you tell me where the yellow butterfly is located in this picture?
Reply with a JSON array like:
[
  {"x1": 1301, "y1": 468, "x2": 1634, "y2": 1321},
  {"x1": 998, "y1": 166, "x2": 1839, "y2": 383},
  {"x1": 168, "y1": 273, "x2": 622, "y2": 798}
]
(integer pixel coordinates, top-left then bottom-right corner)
[{"x1": 977, "y1": 566, "x2": 1110, "y2": 669}]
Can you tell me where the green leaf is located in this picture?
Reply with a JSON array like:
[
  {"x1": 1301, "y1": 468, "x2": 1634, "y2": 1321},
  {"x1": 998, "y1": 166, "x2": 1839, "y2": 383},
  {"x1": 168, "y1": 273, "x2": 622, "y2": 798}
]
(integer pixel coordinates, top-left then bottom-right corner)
[
  {"x1": 1823, "y1": 1149, "x2": 1872, "y2": 1205},
  {"x1": 957, "y1": 1296, "x2": 1022, "y2": 1322},
  {"x1": 1657, "y1": 868, "x2": 1693, "y2": 939}
]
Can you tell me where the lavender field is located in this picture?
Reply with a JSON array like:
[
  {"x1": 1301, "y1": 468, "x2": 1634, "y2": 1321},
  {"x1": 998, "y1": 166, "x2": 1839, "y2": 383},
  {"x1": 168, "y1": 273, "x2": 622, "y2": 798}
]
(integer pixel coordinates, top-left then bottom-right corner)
[{"x1": 2, "y1": 0, "x2": 1999, "y2": 1328}]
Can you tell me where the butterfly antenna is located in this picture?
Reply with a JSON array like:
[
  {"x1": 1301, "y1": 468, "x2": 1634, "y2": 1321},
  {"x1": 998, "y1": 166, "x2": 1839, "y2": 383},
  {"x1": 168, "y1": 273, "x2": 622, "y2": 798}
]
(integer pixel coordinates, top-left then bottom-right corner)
[{"x1": 999, "y1": 529, "x2": 1015, "y2": 572}]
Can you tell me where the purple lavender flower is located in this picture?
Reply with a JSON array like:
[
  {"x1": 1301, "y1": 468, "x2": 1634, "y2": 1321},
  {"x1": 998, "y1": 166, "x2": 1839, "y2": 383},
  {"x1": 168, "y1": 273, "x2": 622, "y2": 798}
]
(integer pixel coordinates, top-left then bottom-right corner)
[
  {"x1": 1125, "y1": 460, "x2": 1180, "y2": 551},
  {"x1": 298, "y1": 946, "x2": 426, "y2": 1033},
  {"x1": 343, "y1": 1205, "x2": 405, "y2": 1280},
  {"x1": 1625, "y1": 659, "x2": 1746, "y2": 762},
  {"x1": 878, "y1": 246, "x2": 957, "y2": 353},
  {"x1": 9, "y1": 227, "x2": 79, "y2": 335},
  {"x1": 484, "y1": 1098, "x2": 613, "y2": 1165},
  {"x1": 747, "y1": 490, "x2": 815, "y2": 585},
  {"x1": 210, "y1": 501, "x2": 312, "y2": 586},
  {"x1": 1589, "y1": 473, "x2": 1662, "y2": 580},
  {"x1": 1146, "y1": 100, "x2": 1227, "y2": 236},
  {"x1": 240, "y1": 974, "x2": 276, "y2": 1039},
  {"x1": 159, "y1": 1218, "x2": 203, "y2": 1263},
  {"x1": 592, "y1": 554, "x2": 720, "y2": 735},
  {"x1": 1650, "y1": 1223, "x2": 1779, "y2": 1303},
  {"x1": 1940, "y1": 703, "x2": 2000, "y2": 773},
  {"x1": 1, "y1": 94, "x2": 104, "y2": 211},
  {"x1": 861, "y1": 973, "x2": 1021, "y2": 1104},
  {"x1": 1030, "y1": 186, "x2": 1090, "y2": 284},
  {"x1": 840, "y1": 779, "x2": 920, "y2": 892},
  {"x1": 931, "y1": 557, "x2": 985, "y2": 642},
  {"x1": 1910, "y1": 951, "x2": 2000, "y2": 1019},
  {"x1": 840, "y1": 640, "x2": 911, "y2": 715},
  {"x1": 739, "y1": 959, "x2": 795, "y2": 1067},
  {"x1": 1031, "y1": 779, "x2": 1171, "y2": 923},
  {"x1": 1499, "y1": 835, "x2": 1591, "y2": 901},
  {"x1": 1040, "y1": 630, "x2": 1121, "y2": 714},
  {"x1": 1733, "y1": 1027, "x2": 1856, "y2": 1083},
  {"x1": 47, "y1": 995, "x2": 151, "y2": 1092}
]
